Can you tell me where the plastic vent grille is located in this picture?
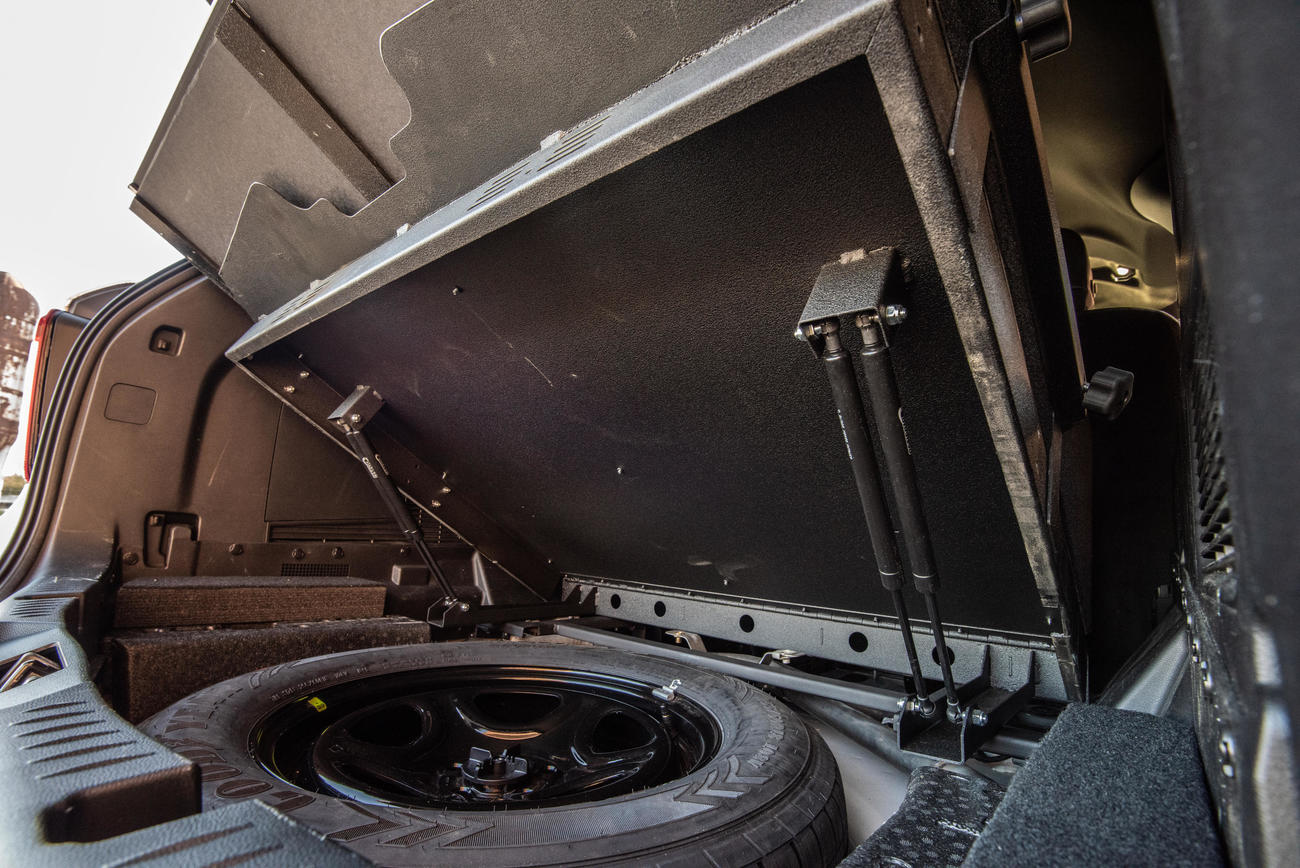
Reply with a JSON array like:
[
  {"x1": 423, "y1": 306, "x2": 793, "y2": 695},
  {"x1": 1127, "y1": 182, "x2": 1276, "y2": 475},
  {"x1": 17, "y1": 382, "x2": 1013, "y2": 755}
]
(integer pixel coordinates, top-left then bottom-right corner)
[
  {"x1": 4, "y1": 597, "x2": 68, "y2": 620},
  {"x1": 469, "y1": 115, "x2": 610, "y2": 210},
  {"x1": 279, "y1": 563, "x2": 349, "y2": 577},
  {"x1": 268, "y1": 520, "x2": 445, "y2": 544},
  {"x1": 1191, "y1": 323, "x2": 1233, "y2": 572}
]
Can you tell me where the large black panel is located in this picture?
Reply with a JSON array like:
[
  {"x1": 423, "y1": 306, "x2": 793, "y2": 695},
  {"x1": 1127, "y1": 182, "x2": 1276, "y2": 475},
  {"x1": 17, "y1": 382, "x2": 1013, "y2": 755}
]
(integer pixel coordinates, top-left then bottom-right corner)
[{"x1": 285, "y1": 60, "x2": 1047, "y2": 635}]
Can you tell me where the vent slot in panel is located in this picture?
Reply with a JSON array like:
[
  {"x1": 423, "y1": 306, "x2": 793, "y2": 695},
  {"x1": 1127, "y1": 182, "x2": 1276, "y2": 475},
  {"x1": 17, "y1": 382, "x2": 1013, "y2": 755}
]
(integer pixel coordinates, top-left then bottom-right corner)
[
  {"x1": 4, "y1": 597, "x2": 71, "y2": 621},
  {"x1": 1191, "y1": 322, "x2": 1234, "y2": 572},
  {"x1": 280, "y1": 562, "x2": 349, "y2": 577}
]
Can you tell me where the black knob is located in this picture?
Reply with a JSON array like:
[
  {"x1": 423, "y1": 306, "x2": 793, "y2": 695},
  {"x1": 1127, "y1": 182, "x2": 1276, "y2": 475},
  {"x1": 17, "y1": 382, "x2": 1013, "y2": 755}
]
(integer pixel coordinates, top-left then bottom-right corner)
[
  {"x1": 1015, "y1": 0, "x2": 1072, "y2": 62},
  {"x1": 1083, "y1": 366, "x2": 1135, "y2": 420}
]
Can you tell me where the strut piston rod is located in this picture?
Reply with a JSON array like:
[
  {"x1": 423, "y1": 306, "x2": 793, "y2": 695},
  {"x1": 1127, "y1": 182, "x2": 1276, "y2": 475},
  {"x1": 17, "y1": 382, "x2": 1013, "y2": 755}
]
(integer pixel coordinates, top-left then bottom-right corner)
[
  {"x1": 328, "y1": 386, "x2": 462, "y2": 607},
  {"x1": 804, "y1": 317, "x2": 933, "y2": 714},
  {"x1": 856, "y1": 313, "x2": 962, "y2": 716}
]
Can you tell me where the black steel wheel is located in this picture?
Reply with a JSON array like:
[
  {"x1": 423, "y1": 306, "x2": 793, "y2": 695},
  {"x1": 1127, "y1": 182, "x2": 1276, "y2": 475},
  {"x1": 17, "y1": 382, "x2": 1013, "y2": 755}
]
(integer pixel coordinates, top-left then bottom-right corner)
[
  {"x1": 142, "y1": 641, "x2": 847, "y2": 867},
  {"x1": 258, "y1": 665, "x2": 718, "y2": 810}
]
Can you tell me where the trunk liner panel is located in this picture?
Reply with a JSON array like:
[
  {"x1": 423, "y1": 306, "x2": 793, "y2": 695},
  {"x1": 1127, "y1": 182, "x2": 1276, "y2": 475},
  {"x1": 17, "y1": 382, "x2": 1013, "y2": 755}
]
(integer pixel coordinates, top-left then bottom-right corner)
[{"x1": 274, "y1": 59, "x2": 1046, "y2": 634}]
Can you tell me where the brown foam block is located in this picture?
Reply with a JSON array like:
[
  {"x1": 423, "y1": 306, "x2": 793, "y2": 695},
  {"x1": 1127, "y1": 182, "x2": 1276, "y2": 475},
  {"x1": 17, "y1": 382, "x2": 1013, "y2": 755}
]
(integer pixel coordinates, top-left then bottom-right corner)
[
  {"x1": 105, "y1": 616, "x2": 431, "y2": 722},
  {"x1": 113, "y1": 575, "x2": 387, "y2": 628}
]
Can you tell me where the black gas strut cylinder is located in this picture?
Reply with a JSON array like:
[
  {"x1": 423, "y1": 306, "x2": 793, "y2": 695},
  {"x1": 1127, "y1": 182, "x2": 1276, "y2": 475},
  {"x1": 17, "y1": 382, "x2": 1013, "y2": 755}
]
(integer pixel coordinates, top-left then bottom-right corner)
[
  {"x1": 802, "y1": 317, "x2": 934, "y2": 716},
  {"x1": 328, "y1": 385, "x2": 464, "y2": 608},
  {"x1": 855, "y1": 312, "x2": 963, "y2": 719},
  {"x1": 796, "y1": 247, "x2": 966, "y2": 723}
]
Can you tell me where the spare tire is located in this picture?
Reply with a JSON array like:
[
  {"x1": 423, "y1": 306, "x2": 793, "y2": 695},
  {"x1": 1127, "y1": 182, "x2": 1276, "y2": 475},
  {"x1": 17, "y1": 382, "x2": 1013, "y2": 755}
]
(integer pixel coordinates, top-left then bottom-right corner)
[{"x1": 141, "y1": 641, "x2": 847, "y2": 867}]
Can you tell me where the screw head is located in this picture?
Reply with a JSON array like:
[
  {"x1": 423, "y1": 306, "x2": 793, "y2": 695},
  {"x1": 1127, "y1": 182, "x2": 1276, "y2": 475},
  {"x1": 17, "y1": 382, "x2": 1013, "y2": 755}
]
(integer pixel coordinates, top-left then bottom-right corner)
[
  {"x1": 969, "y1": 708, "x2": 989, "y2": 727},
  {"x1": 122, "y1": 552, "x2": 140, "y2": 566},
  {"x1": 228, "y1": 543, "x2": 244, "y2": 556},
  {"x1": 283, "y1": 385, "x2": 296, "y2": 394},
  {"x1": 349, "y1": 413, "x2": 362, "y2": 424},
  {"x1": 330, "y1": 547, "x2": 344, "y2": 559},
  {"x1": 298, "y1": 370, "x2": 310, "y2": 379},
  {"x1": 290, "y1": 547, "x2": 306, "y2": 560}
]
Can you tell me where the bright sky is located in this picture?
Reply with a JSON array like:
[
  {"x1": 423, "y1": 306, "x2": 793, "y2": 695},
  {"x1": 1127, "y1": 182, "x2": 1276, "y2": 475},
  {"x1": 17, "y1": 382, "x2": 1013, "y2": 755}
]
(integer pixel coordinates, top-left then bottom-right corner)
[
  {"x1": 0, "y1": 1, "x2": 212, "y2": 477},
  {"x1": 0, "y1": 0, "x2": 212, "y2": 312}
]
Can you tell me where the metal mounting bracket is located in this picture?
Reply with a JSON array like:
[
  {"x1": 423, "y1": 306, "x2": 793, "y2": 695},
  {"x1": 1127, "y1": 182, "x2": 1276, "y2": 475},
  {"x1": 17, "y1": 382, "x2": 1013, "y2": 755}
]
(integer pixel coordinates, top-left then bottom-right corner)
[
  {"x1": 428, "y1": 586, "x2": 596, "y2": 629},
  {"x1": 894, "y1": 647, "x2": 1034, "y2": 762},
  {"x1": 795, "y1": 247, "x2": 905, "y2": 357}
]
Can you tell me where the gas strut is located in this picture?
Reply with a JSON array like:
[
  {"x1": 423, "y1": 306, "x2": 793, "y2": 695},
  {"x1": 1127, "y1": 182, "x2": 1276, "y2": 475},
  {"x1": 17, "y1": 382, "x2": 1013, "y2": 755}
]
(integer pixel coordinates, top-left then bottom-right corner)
[
  {"x1": 328, "y1": 385, "x2": 465, "y2": 609},
  {"x1": 855, "y1": 313, "x2": 962, "y2": 719},
  {"x1": 802, "y1": 317, "x2": 934, "y2": 715}
]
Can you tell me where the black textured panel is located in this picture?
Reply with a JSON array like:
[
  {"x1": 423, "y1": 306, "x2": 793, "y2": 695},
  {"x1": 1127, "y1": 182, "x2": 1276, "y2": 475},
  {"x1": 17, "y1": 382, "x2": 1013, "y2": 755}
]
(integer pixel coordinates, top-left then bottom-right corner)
[
  {"x1": 966, "y1": 704, "x2": 1224, "y2": 866},
  {"x1": 280, "y1": 59, "x2": 1047, "y2": 634},
  {"x1": 844, "y1": 766, "x2": 1003, "y2": 867},
  {"x1": 107, "y1": 617, "x2": 430, "y2": 722}
]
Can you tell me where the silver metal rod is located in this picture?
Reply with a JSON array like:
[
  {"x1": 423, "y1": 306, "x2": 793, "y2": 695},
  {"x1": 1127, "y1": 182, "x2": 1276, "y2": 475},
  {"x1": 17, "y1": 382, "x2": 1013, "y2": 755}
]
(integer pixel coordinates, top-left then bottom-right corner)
[{"x1": 552, "y1": 623, "x2": 903, "y2": 713}]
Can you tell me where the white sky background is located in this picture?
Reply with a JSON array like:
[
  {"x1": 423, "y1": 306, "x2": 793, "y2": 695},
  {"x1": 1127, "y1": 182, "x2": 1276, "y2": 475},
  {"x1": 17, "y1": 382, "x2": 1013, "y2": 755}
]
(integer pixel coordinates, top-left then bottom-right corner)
[
  {"x1": 0, "y1": 1, "x2": 211, "y2": 309},
  {"x1": 0, "y1": 1, "x2": 211, "y2": 476}
]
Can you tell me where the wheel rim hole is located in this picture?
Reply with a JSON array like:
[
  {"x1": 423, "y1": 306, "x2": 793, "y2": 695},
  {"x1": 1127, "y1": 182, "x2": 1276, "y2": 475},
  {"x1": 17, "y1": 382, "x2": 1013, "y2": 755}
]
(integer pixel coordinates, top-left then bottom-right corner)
[
  {"x1": 848, "y1": 631, "x2": 869, "y2": 653},
  {"x1": 591, "y1": 712, "x2": 655, "y2": 754},
  {"x1": 473, "y1": 690, "x2": 561, "y2": 725},
  {"x1": 347, "y1": 704, "x2": 424, "y2": 747},
  {"x1": 738, "y1": 614, "x2": 755, "y2": 633},
  {"x1": 653, "y1": 601, "x2": 666, "y2": 617},
  {"x1": 931, "y1": 646, "x2": 956, "y2": 666}
]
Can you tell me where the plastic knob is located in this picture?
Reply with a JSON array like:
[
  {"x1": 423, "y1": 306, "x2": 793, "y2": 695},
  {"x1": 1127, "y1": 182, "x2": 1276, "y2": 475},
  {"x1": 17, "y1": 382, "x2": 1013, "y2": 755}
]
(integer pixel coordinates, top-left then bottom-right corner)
[
  {"x1": 1083, "y1": 366, "x2": 1135, "y2": 420},
  {"x1": 1015, "y1": 0, "x2": 1072, "y2": 62}
]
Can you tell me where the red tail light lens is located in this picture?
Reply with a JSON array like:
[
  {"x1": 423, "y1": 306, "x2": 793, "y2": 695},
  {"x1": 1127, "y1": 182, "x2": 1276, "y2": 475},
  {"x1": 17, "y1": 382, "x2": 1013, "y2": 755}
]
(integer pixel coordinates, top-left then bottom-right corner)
[{"x1": 23, "y1": 310, "x2": 57, "y2": 481}]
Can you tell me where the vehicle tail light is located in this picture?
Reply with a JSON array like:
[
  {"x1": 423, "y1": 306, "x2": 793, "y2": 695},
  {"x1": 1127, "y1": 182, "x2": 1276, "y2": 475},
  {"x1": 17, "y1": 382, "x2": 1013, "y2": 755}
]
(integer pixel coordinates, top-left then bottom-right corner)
[{"x1": 23, "y1": 311, "x2": 57, "y2": 481}]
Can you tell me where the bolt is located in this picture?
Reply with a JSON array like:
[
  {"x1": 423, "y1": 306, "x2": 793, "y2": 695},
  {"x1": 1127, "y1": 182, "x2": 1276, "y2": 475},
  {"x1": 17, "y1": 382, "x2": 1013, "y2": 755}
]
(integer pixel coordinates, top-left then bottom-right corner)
[
  {"x1": 452, "y1": 286, "x2": 464, "y2": 296},
  {"x1": 969, "y1": 708, "x2": 989, "y2": 727},
  {"x1": 122, "y1": 552, "x2": 139, "y2": 566},
  {"x1": 349, "y1": 413, "x2": 362, "y2": 424},
  {"x1": 228, "y1": 543, "x2": 244, "y2": 556},
  {"x1": 882, "y1": 304, "x2": 909, "y2": 325},
  {"x1": 290, "y1": 547, "x2": 306, "y2": 560},
  {"x1": 283, "y1": 385, "x2": 296, "y2": 394},
  {"x1": 330, "y1": 547, "x2": 345, "y2": 559},
  {"x1": 298, "y1": 370, "x2": 310, "y2": 379},
  {"x1": 431, "y1": 500, "x2": 442, "y2": 508},
  {"x1": 458, "y1": 601, "x2": 471, "y2": 612}
]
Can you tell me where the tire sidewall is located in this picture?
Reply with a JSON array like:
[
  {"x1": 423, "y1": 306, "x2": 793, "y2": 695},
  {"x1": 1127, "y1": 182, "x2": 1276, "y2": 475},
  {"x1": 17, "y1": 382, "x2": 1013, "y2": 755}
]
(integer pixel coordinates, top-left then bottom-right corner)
[{"x1": 142, "y1": 641, "x2": 823, "y2": 867}]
